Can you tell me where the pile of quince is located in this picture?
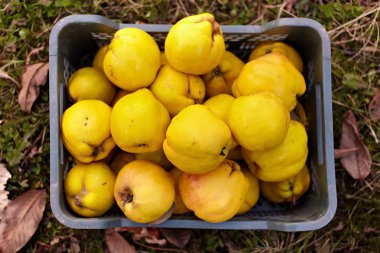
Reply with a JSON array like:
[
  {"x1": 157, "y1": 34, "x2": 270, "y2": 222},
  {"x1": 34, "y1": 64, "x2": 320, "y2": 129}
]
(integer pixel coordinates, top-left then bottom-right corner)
[{"x1": 61, "y1": 13, "x2": 311, "y2": 223}]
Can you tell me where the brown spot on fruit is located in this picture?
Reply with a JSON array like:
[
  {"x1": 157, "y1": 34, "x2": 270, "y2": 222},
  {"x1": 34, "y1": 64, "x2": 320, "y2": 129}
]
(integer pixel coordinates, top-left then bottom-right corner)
[
  {"x1": 212, "y1": 66, "x2": 222, "y2": 77},
  {"x1": 74, "y1": 195, "x2": 83, "y2": 207},
  {"x1": 92, "y1": 146, "x2": 103, "y2": 156},
  {"x1": 219, "y1": 147, "x2": 227, "y2": 156},
  {"x1": 119, "y1": 187, "x2": 134, "y2": 206},
  {"x1": 265, "y1": 48, "x2": 272, "y2": 54}
]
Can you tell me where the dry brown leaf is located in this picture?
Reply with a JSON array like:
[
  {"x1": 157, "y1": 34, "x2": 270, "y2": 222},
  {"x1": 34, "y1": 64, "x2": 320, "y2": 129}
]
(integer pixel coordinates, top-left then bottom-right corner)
[
  {"x1": 0, "y1": 163, "x2": 11, "y2": 222},
  {"x1": 26, "y1": 45, "x2": 45, "y2": 65},
  {"x1": 70, "y1": 236, "x2": 80, "y2": 253},
  {"x1": 334, "y1": 148, "x2": 359, "y2": 159},
  {"x1": 105, "y1": 228, "x2": 137, "y2": 253},
  {"x1": 160, "y1": 228, "x2": 192, "y2": 248},
  {"x1": 18, "y1": 62, "x2": 49, "y2": 113},
  {"x1": 333, "y1": 222, "x2": 344, "y2": 231},
  {"x1": 0, "y1": 70, "x2": 20, "y2": 86},
  {"x1": 133, "y1": 228, "x2": 167, "y2": 246},
  {"x1": 0, "y1": 189, "x2": 46, "y2": 253},
  {"x1": 338, "y1": 110, "x2": 372, "y2": 179},
  {"x1": 49, "y1": 235, "x2": 65, "y2": 246},
  {"x1": 368, "y1": 90, "x2": 380, "y2": 122}
]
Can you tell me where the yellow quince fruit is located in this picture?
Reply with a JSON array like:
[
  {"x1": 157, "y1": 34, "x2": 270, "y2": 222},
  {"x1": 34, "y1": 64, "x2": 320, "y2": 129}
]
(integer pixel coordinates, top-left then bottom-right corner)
[
  {"x1": 111, "y1": 89, "x2": 170, "y2": 153},
  {"x1": 163, "y1": 104, "x2": 233, "y2": 174},
  {"x1": 109, "y1": 151, "x2": 136, "y2": 175},
  {"x1": 62, "y1": 100, "x2": 116, "y2": 163},
  {"x1": 232, "y1": 53, "x2": 306, "y2": 111},
  {"x1": 64, "y1": 162, "x2": 115, "y2": 217},
  {"x1": 150, "y1": 65, "x2": 206, "y2": 116},
  {"x1": 114, "y1": 160, "x2": 175, "y2": 223},
  {"x1": 203, "y1": 94, "x2": 235, "y2": 123},
  {"x1": 237, "y1": 168, "x2": 260, "y2": 215},
  {"x1": 169, "y1": 167, "x2": 190, "y2": 214},
  {"x1": 249, "y1": 42, "x2": 303, "y2": 72},
  {"x1": 179, "y1": 160, "x2": 248, "y2": 222},
  {"x1": 227, "y1": 92, "x2": 290, "y2": 152},
  {"x1": 111, "y1": 90, "x2": 131, "y2": 107},
  {"x1": 103, "y1": 27, "x2": 161, "y2": 91},
  {"x1": 202, "y1": 51, "x2": 244, "y2": 97},
  {"x1": 203, "y1": 94, "x2": 239, "y2": 149},
  {"x1": 92, "y1": 45, "x2": 108, "y2": 72},
  {"x1": 135, "y1": 149, "x2": 172, "y2": 169},
  {"x1": 160, "y1": 51, "x2": 168, "y2": 66},
  {"x1": 260, "y1": 165, "x2": 311, "y2": 203},
  {"x1": 165, "y1": 13, "x2": 225, "y2": 75},
  {"x1": 242, "y1": 120, "x2": 308, "y2": 182},
  {"x1": 67, "y1": 67, "x2": 116, "y2": 104}
]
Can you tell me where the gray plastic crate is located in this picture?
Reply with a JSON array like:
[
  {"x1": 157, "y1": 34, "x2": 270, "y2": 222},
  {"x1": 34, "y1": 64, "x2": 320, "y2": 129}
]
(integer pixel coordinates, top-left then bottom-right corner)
[{"x1": 49, "y1": 14, "x2": 336, "y2": 231}]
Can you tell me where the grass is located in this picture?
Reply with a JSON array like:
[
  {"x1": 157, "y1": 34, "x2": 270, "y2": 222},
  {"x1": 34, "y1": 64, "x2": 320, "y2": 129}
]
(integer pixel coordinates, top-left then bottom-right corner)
[{"x1": 1, "y1": 0, "x2": 380, "y2": 252}]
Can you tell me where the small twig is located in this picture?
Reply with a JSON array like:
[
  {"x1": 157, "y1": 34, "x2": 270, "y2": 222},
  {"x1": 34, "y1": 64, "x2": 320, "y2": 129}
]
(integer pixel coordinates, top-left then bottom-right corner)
[
  {"x1": 366, "y1": 120, "x2": 379, "y2": 144},
  {"x1": 132, "y1": 239, "x2": 188, "y2": 253},
  {"x1": 177, "y1": 0, "x2": 190, "y2": 16},
  {"x1": 329, "y1": 5, "x2": 380, "y2": 37}
]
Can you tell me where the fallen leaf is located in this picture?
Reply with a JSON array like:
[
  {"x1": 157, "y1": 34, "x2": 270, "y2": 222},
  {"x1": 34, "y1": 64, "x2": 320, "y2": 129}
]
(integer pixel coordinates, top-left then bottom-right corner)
[
  {"x1": 0, "y1": 189, "x2": 46, "y2": 253},
  {"x1": 285, "y1": 0, "x2": 297, "y2": 12},
  {"x1": 333, "y1": 222, "x2": 344, "y2": 231},
  {"x1": 342, "y1": 73, "x2": 368, "y2": 89},
  {"x1": 338, "y1": 110, "x2": 372, "y2": 179},
  {"x1": 105, "y1": 228, "x2": 137, "y2": 253},
  {"x1": 26, "y1": 45, "x2": 45, "y2": 65},
  {"x1": 0, "y1": 70, "x2": 20, "y2": 86},
  {"x1": 70, "y1": 236, "x2": 80, "y2": 253},
  {"x1": 159, "y1": 229, "x2": 192, "y2": 248},
  {"x1": 364, "y1": 226, "x2": 376, "y2": 233},
  {"x1": 0, "y1": 163, "x2": 11, "y2": 221},
  {"x1": 32, "y1": 241, "x2": 53, "y2": 253},
  {"x1": 133, "y1": 228, "x2": 166, "y2": 246},
  {"x1": 18, "y1": 62, "x2": 49, "y2": 113},
  {"x1": 49, "y1": 235, "x2": 65, "y2": 246},
  {"x1": 368, "y1": 90, "x2": 380, "y2": 122},
  {"x1": 334, "y1": 148, "x2": 358, "y2": 159}
]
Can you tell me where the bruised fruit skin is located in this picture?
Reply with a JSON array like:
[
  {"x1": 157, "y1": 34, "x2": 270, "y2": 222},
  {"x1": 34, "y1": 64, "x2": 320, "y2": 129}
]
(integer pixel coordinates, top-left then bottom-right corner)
[
  {"x1": 62, "y1": 100, "x2": 116, "y2": 163},
  {"x1": 169, "y1": 167, "x2": 190, "y2": 214},
  {"x1": 64, "y1": 162, "x2": 115, "y2": 217},
  {"x1": 114, "y1": 160, "x2": 175, "y2": 223},
  {"x1": 150, "y1": 65, "x2": 206, "y2": 116},
  {"x1": 163, "y1": 104, "x2": 233, "y2": 174},
  {"x1": 249, "y1": 42, "x2": 303, "y2": 72},
  {"x1": 178, "y1": 160, "x2": 248, "y2": 222},
  {"x1": 242, "y1": 120, "x2": 308, "y2": 182},
  {"x1": 232, "y1": 53, "x2": 306, "y2": 111},
  {"x1": 260, "y1": 165, "x2": 311, "y2": 203},
  {"x1": 203, "y1": 51, "x2": 244, "y2": 97},
  {"x1": 165, "y1": 13, "x2": 225, "y2": 75},
  {"x1": 103, "y1": 28, "x2": 161, "y2": 91},
  {"x1": 110, "y1": 89, "x2": 170, "y2": 153}
]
